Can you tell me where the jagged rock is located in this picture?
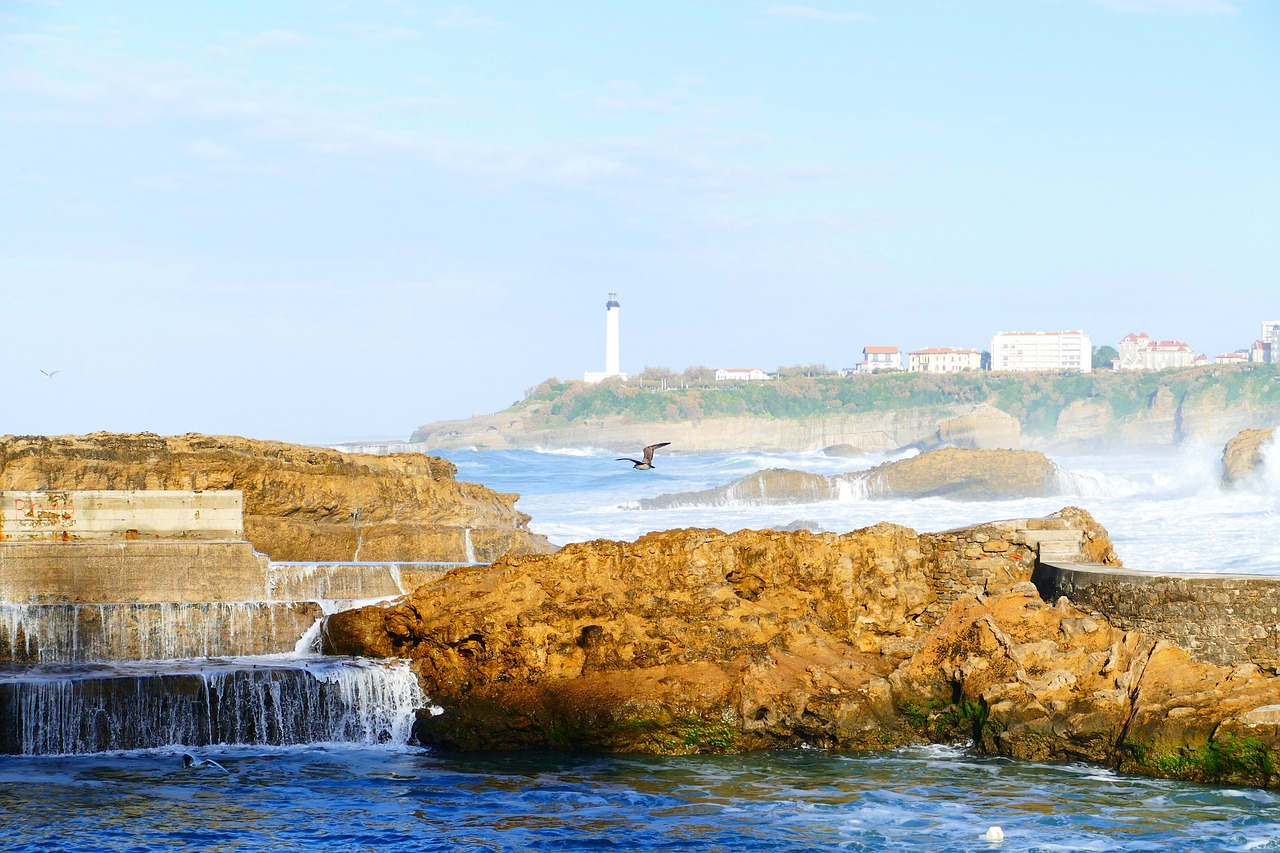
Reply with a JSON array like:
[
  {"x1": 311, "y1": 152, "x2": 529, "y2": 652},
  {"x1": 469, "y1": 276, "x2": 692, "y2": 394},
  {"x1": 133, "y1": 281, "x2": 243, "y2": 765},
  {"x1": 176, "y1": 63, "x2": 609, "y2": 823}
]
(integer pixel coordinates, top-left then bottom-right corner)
[
  {"x1": 858, "y1": 448, "x2": 1058, "y2": 500},
  {"x1": 891, "y1": 591, "x2": 1280, "y2": 787},
  {"x1": 1221, "y1": 428, "x2": 1275, "y2": 487},
  {"x1": 0, "y1": 432, "x2": 552, "y2": 562},
  {"x1": 931, "y1": 406, "x2": 1022, "y2": 450}
]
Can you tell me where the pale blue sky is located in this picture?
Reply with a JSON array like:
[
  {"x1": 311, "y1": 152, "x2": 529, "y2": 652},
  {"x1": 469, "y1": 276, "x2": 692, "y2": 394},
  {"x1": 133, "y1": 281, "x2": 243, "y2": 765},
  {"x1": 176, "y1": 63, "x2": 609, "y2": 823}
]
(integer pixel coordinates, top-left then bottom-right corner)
[{"x1": 3, "y1": 0, "x2": 1277, "y2": 442}]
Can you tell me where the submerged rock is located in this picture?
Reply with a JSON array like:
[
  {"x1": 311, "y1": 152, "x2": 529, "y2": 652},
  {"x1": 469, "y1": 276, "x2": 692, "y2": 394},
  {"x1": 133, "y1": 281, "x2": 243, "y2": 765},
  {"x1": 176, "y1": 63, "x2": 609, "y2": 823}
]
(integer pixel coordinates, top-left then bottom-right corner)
[
  {"x1": 0, "y1": 432, "x2": 553, "y2": 562},
  {"x1": 1221, "y1": 427, "x2": 1275, "y2": 487},
  {"x1": 858, "y1": 447, "x2": 1058, "y2": 500}
]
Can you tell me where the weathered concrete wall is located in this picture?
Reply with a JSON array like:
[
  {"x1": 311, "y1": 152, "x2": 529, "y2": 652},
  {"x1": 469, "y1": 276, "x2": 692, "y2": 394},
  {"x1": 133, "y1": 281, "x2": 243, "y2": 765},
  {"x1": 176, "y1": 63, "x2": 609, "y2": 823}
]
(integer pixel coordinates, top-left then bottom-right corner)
[
  {"x1": 1032, "y1": 562, "x2": 1280, "y2": 674},
  {"x1": 0, "y1": 490, "x2": 243, "y2": 542},
  {"x1": 0, "y1": 541, "x2": 272, "y2": 604}
]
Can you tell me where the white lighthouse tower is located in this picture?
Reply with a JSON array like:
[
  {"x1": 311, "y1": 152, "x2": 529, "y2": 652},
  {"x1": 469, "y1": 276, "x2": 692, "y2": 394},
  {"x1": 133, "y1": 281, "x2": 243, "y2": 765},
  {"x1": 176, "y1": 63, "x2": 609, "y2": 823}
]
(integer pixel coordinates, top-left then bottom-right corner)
[{"x1": 584, "y1": 292, "x2": 627, "y2": 383}]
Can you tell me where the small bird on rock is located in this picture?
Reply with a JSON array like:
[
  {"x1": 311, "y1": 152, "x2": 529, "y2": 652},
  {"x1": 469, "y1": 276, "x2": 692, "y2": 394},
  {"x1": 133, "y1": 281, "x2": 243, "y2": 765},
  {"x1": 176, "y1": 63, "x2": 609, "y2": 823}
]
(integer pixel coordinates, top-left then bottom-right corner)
[{"x1": 616, "y1": 442, "x2": 671, "y2": 470}]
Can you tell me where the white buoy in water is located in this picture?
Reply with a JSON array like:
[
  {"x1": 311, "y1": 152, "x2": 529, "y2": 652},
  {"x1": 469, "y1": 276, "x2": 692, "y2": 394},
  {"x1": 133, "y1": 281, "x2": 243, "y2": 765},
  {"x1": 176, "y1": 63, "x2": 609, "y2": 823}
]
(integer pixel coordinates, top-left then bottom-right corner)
[{"x1": 984, "y1": 826, "x2": 1005, "y2": 842}]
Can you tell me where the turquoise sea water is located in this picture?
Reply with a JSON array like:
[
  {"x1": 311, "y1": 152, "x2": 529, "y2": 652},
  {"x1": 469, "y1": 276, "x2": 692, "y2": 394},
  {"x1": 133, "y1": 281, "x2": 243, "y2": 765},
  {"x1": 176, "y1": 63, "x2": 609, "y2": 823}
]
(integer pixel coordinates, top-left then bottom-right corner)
[{"x1": 2, "y1": 445, "x2": 1278, "y2": 851}]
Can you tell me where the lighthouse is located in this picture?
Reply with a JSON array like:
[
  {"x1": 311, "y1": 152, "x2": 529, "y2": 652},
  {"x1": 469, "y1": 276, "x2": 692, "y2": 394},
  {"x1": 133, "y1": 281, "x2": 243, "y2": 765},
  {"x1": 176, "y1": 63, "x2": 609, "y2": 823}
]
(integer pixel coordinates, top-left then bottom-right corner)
[{"x1": 584, "y1": 292, "x2": 628, "y2": 383}]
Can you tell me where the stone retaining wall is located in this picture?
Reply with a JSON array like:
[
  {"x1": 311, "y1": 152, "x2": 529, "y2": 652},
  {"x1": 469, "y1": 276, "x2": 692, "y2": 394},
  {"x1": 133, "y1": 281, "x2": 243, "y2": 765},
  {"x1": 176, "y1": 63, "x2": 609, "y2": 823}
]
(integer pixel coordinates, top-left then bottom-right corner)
[
  {"x1": 1032, "y1": 562, "x2": 1280, "y2": 674},
  {"x1": 925, "y1": 518, "x2": 1085, "y2": 626}
]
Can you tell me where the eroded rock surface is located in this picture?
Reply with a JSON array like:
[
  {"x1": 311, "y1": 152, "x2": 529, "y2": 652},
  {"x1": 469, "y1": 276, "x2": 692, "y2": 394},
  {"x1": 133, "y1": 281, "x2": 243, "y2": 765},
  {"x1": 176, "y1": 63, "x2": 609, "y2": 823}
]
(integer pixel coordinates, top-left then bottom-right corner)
[
  {"x1": 0, "y1": 432, "x2": 552, "y2": 562},
  {"x1": 1221, "y1": 427, "x2": 1275, "y2": 487}
]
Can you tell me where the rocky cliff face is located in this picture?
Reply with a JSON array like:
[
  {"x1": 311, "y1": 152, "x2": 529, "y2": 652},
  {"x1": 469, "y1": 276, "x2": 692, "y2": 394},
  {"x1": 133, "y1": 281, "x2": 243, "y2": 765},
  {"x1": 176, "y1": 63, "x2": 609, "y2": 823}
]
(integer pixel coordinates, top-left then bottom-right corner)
[
  {"x1": 321, "y1": 513, "x2": 1280, "y2": 787},
  {"x1": 417, "y1": 408, "x2": 971, "y2": 454},
  {"x1": 1221, "y1": 428, "x2": 1275, "y2": 487},
  {"x1": 415, "y1": 368, "x2": 1280, "y2": 454},
  {"x1": 929, "y1": 406, "x2": 1021, "y2": 450},
  {"x1": 0, "y1": 433, "x2": 553, "y2": 562},
  {"x1": 637, "y1": 448, "x2": 1061, "y2": 509}
]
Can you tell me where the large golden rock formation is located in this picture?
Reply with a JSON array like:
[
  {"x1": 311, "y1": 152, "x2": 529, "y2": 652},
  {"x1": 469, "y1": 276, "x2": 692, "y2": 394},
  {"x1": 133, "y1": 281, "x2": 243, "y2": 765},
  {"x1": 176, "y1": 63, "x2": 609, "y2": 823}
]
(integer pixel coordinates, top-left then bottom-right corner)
[
  {"x1": 1221, "y1": 427, "x2": 1275, "y2": 487},
  {"x1": 0, "y1": 433, "x2": 552, "y2": 562},
  {"x1": 323, "y1": 511, "x2": 1280, "y2": 787}
]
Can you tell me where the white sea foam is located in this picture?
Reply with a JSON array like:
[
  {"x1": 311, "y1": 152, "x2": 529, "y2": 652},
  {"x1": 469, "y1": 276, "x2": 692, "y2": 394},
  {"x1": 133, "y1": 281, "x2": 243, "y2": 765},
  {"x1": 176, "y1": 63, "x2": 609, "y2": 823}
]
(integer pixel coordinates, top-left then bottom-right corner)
[{"x1": 446, "y1": 444, "x2": 1280, "y2": 575}]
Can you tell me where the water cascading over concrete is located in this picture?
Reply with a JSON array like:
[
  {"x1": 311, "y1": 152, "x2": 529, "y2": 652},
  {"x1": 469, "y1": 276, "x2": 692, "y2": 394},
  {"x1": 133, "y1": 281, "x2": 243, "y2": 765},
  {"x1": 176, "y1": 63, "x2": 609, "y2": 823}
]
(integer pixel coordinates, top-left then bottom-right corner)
[{"x1": 0, "y1": 490, "x2": 452, "y2": 754}]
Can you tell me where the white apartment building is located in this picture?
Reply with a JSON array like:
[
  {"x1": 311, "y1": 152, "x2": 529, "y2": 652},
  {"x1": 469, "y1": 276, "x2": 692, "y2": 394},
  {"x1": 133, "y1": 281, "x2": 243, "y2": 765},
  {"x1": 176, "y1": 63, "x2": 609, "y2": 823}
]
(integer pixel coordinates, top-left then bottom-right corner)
[
  {"x1": 1113, "y1": 332, "x2": 1201, "y2": 371},
  {"x1": 1261, "y1": 321, "x2": 1280, "y2": 363},
  {"x1": 907, "y1": 347, "x2": 982, "y2": 373},
  {"x1": 991, "y1": 330, "x2": 1092, "y2": 373}
]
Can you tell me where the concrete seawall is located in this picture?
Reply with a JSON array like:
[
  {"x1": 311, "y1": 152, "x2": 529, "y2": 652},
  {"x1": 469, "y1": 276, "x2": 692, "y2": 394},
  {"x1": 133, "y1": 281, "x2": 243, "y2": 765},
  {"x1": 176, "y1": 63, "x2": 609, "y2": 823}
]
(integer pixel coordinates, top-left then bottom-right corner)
[{"x1": 1033, "y1": 562, "x2": 1280, "y2": 674}]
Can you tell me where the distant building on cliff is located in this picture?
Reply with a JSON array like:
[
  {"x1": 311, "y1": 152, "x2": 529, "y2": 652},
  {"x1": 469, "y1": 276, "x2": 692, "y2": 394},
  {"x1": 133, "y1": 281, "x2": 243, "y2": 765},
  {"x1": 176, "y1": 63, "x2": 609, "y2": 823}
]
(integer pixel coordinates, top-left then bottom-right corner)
[
  {"x1": 1113, "y1": 332, "x2": 1203, "y2": 371},
  {"x1": 849, "y1": 346, "x2": 902, "y2": 374},
  {"x1": 715, "y1": 368, "x2": 770, "y2": 382},
  {"x1": 1261, "y1": 321, "x2": 1280, "y2": 363},
  {"x1": 991, "y1": 330, "x2": 1092, "y2": 373},
  {"x1": 1249, "y1": 339, "x2": 1272, "y2": 364},
  {"x1": 907, "y1": 347, "x2": 982, "y2": 373},
  {"x1": 1215, "y1": 351, "x2": 1249, "y2": 365},
  {"x1": 584, "y1": 292, "x2": 628, "y2": 383}
]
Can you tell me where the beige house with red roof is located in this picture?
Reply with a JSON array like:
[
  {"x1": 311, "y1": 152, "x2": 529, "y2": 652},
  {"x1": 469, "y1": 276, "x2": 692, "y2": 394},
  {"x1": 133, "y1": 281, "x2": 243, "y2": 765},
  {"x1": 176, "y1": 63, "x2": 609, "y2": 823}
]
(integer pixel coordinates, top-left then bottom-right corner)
[{"x1": 907, "y1": 347, "x2": 982, "y2": 373}]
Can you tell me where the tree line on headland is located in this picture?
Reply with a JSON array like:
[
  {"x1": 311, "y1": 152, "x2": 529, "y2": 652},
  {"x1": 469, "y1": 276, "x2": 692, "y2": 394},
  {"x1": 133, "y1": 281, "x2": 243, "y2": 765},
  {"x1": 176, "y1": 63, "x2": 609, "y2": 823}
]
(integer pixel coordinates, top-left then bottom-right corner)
[{"x1": 509, "y1": 363, "x2": 1280, "y2": 437}]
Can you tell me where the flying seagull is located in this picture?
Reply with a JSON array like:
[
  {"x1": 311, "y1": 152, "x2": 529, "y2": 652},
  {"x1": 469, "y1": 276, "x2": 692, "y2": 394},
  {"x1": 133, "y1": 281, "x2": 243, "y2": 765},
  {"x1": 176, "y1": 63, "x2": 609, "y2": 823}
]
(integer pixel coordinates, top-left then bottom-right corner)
[
  {"x1": 40, "y1": 370, "x2": 59, "y2": 379},
  {"x1": 616, "y1": 442, "x2": 671, "y2": 470}
]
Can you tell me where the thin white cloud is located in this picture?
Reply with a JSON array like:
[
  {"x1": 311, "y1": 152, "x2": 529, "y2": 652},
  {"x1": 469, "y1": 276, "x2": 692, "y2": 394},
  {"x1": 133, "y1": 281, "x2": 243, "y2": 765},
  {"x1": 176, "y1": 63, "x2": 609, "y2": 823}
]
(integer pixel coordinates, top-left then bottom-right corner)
[
  {"x1": 185, "y1": 138, "x2": 236, "y2": 161},
  {"x1": 242, "y1": 29, "x2": 321, "y2": 49},
  {"x1": 1093, "y1": 0, "x2": 1237, "y2": 13},
  {"x1": 767, "y1": 5, "x2": 874, "y2": 23},
  {"x1": 436, "y1": 5, "x2": 501, "y2": 28},
  {"x1": 335, "y1": 23, "x2": 424, "y2": 43}
]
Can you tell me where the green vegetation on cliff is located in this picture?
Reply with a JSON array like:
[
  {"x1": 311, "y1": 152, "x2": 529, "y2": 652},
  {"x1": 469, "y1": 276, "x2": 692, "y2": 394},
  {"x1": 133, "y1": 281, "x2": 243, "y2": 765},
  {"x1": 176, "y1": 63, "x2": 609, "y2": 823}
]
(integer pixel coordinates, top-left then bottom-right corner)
[{"x1": 441, "y1": 365, "x2": 1280, "y2": 438}]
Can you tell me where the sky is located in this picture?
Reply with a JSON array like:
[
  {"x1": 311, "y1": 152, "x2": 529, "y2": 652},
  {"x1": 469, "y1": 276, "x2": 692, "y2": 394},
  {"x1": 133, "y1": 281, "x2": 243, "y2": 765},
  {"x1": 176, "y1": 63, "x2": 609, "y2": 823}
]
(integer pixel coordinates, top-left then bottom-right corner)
[{"x1": 2, "y1": 0, "x2": 1278, "y2": 444}]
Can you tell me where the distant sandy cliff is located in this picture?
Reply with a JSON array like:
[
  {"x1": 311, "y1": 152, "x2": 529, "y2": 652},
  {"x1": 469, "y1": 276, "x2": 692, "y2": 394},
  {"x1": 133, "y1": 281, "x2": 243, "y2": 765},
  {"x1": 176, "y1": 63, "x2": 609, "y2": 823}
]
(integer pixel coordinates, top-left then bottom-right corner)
[{"x1": 411, "y1": 367, "x2": 1280, "y2": 454}]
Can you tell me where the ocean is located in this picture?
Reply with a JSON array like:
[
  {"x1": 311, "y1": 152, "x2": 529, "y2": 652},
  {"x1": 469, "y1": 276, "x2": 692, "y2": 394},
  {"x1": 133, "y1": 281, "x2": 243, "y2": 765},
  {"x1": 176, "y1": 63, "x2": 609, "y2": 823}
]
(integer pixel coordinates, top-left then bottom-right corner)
[{"x1": 1, "y1": 442, "x2": 1278, "y2": 852}]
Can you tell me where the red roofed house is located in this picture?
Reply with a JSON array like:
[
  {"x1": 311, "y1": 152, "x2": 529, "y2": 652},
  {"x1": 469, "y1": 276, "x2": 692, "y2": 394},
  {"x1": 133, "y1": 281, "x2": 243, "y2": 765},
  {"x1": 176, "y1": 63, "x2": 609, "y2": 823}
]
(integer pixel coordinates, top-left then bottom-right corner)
[{"x1": 851, "y1": 345, "x2": 902, "y2": 374}]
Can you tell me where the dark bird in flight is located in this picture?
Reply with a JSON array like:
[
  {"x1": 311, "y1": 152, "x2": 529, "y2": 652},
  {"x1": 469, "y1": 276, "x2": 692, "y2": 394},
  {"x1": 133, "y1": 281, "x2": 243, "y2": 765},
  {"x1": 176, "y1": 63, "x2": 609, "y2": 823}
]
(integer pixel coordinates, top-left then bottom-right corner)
[
  {"x1": 616, "y1": 442, "x2": 671, "y2": 470},
  {"x1": 40, "y1": 370, "x2": 59, "y2": 379}
]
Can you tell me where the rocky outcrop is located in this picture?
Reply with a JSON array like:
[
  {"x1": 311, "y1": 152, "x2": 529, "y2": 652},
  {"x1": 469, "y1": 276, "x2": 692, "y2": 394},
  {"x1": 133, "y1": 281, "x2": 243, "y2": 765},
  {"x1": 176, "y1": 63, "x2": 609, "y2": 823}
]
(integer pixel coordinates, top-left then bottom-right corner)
[
  {"x1": 1221, "y1": 428, "x2": 1275, "y2": 487},
  {"x1": 321, "y1": 513, "x2": 1280, "y2": 787},
  {"x1": 0, "y1": 433, "x2": 553, "y2": 562},
  {"x1": 858, "y1": 448, "x2": 1058, "y2": 500},
  {"x1": 929, "y1": 406, "x2": 1021, "y2": 450},
  {"x1": 638, "y1": 448, "x2": 1061, "y2": 509}
]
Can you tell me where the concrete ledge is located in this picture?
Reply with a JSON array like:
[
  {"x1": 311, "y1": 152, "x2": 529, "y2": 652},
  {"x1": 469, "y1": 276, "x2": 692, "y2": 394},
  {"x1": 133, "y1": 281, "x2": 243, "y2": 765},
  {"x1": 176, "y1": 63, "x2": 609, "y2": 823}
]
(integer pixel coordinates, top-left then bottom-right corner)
[{"x1": 1033, "y1": 561, "x2": 1280, "y2": 673}]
